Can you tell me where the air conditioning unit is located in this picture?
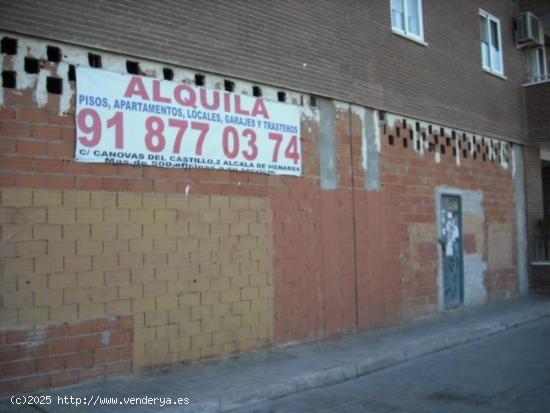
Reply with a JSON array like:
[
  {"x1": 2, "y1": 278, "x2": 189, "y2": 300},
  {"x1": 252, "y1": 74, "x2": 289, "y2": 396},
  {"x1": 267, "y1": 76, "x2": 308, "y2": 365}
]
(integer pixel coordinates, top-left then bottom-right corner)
[{"x1": 516, "y1": 12, "x2": 544, "y2": 47}]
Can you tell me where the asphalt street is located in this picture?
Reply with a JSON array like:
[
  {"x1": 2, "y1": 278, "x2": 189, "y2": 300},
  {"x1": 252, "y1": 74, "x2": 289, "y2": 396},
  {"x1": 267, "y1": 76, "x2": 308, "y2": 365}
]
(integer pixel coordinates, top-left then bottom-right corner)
[{"x1": 234, "y1": 317, "x2": 550, "y2": 413}]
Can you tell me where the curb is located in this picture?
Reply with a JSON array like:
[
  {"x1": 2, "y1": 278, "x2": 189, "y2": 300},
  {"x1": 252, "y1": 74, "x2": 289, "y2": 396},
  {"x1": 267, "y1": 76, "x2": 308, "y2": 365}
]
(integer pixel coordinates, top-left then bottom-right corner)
[{"x1": 180, "y1": 305, "x2": 550, "y2": 413}]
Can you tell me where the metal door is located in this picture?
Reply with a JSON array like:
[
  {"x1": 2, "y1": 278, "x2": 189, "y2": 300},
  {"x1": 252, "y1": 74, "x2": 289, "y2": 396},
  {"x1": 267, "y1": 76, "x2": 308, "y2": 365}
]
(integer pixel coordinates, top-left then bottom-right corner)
[{"x1": 440, "y1": 195, "x2": 464, "y2": 309}]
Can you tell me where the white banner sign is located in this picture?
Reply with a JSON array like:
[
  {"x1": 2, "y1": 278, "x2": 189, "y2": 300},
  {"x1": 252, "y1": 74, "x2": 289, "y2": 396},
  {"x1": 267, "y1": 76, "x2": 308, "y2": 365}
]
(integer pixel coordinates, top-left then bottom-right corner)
[{"x1": 75, "y1": 67, "x2": 301, "y2": 176}]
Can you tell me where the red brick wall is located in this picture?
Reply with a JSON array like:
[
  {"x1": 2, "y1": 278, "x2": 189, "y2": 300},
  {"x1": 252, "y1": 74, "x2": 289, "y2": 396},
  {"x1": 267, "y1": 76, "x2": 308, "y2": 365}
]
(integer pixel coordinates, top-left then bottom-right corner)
[
  {"x1": 0, "y1": 37, "x2": 520, "y2": 393},
  {"x1": 525, "y1": 82, "x2": 550, "y2": 143},
  {"x1": 0, "y1": 316, "x2": 132, "y2": 394},
  {"x1": 372, "y1": 118, "x2": 518, "y2": 319}
]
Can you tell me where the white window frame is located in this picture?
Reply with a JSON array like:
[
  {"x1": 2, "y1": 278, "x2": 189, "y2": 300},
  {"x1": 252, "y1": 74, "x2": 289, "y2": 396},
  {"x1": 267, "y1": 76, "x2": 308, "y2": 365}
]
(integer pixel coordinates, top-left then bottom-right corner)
[
  {"x1": 528, "y1": 46, "x2": 548, "y2": 83},
  {"x1": 391, "y1": 0, "x2": 426, "y2": 45},
  {"x1": 479, "y1": 9, "x2": 505, "y2": 78}
]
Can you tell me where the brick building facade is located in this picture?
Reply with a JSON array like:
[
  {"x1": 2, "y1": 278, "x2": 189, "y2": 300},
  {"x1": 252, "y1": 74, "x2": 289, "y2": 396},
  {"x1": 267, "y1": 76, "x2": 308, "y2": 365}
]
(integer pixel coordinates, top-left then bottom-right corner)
[{"x1": 0, "y1": 0, "x2": 547, "y2": 394}]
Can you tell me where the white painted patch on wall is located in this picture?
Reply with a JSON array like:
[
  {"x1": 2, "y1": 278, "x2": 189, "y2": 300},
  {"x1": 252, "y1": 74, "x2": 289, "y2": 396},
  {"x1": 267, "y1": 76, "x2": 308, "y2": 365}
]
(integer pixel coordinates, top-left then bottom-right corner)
[
  {"x1": 57, "y1": 62, "x2": 72, "y2": 115},
  {"x1": 351, "y1": 105, "x2": 367, "y2": 171},
  {"x1": 301, "y1": 103, "x2": 319, "y2": 122},
  {"x1": 35, "y1": 69, "x2": 48, "y2": 108},
  {"x1": 374, "y1": 110, "x2": 380, "y2": 153},
  {"x1": 511, "y1": 144, "x2": 516, "y2": 177},
  {"x1": 435, "y1": 151, "x2": 441, "y2": 163},
  {"x1": 463, "y1": 254, "x2": 487, "y2": 306},
  {"x1": 500, "y1": 142, "x2": 509, "y2": 170},
  {"x1": 13, "y1": 39, "x2": 43, "y2": 90}
]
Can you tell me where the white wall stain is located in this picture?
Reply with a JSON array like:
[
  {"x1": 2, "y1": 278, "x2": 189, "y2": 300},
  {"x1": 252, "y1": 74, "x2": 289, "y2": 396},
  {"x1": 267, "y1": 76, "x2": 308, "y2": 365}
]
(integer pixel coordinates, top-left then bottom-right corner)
[
  {"x1": 351, "y1": 105, "x2": 367, "y2": 171},
  {"x1": 15, "y1": 38, "x2": 44, "y2": 89},
  {"x1": 301, "y1": 101, "x2": 320, "y2": 122},
  {"x1": 35, "y1": 69, "x2": 48, "y2": 108},
  {"x1": 511, "y1": 144, "x2": 516, "y2": 177},
  {"x1": 464, "y1": 254, "x2": 487, "y2": 306},
  {"x1": 57, "y1": 61, "x2": 72, "y2": 115},
  {"x1": 374, "y1": 109, "x2": 380, "y2": 153}
]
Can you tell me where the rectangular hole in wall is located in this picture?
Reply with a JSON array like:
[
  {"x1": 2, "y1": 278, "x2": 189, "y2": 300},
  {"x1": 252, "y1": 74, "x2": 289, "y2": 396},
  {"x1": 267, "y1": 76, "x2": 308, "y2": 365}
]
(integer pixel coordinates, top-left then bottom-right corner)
[
  {"x1": 163, "y1": 68, "x2": 174, "y2": 81},
  {"x1": 446, "y1": 137, "x2": 451, "y2": 146},
  {"x1": 47, "y1": 45, "x2": 61, "y2": 63},
  {"x1": 277, "y1": 91, "x2": 286, "y2": 102},
  {"x1": 409, "y1": 129, "x2": 414, "y2": 140},
  {"x1": 309, "y1": 95, "x2": 317, "y2": 107},
  {"x1": 88, "y1": 53, "x2": 102, "y2": 68},
  {"x1": 415, "y1": 122, "x2": 420, "y2": 132},
  {"x1": 416, "y1": 140, "x2": 421, "y2": 151},
  {"x1": 451, "y1": 131, "x2": 456, "y2": 139},
  {"x1": 388, "y1": 135, "x2": 394, "y2": 145},
  {"x1": 1, "y1": 37, "x2": 17, "y2": 55},
  {"x1": 473, "y1": 152, "x2": 477, "y2": 160},
  {"x1": 24, "y1": 57, "x2": 40, "y2": 74},
  {"x1": 428, "y1": 125, "x2": 432, "y2": 134},
  {"x1": 2, "y1": 71, "x2": 16, "y2": 88},
  {"x1": 378, "y1": 110, "x2": 386, "y2": 121},
  {"x1": 194, "y1": 74, "x2": 205, "y2": 86},
  {"x1": 46, "y1": 77, "x2": 62, "y2": 94},
  {"x1": 68, "y1": 64, "x2": 76, "y2": 81},
  {"x1": 403, "y1": 137, "x2": 408, "y2": 148},
  {"x1": 452, "y1": 147, "x2": 457, "y2": 157},
  {"x1": 440, "y1": 145, "x2": 446, "y2": 154},
  {"x1": 462, "y1": 133, "x2": 467, "y2": 141},
  {"x1": 126, "y1": 61, "x2": 140, "y2": 74},
  {"x1": 440, "y1": 127, "x2": 444, "y2": 136},
  {"x1": 253, "y1": 86, "x2": 262, "y2": 97},
  {"x1": 396, "y1": 127, "x2": 400, "y2": 137},
  {"x1": 402, "y1": 119, "x2": 407, "y2": 129},
  {"x1": 224, "y1": 80, "x2": 235, "y2": 92},
  {"x1": 434, "y1": 135, "x2": 439, "y2": 144}
]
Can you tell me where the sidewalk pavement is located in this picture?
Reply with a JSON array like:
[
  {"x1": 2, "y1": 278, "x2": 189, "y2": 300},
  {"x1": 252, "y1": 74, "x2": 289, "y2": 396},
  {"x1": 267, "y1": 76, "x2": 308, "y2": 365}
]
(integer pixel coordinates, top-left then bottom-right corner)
[{"x1": 3, "y1": 295, "x2": 550, "y2": 413}]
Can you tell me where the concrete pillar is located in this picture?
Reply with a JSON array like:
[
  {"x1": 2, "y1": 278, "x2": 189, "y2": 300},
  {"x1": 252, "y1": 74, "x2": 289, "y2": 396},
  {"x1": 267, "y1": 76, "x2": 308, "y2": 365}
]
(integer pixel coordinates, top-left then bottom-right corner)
[
  {"x1": 513, "y1": 144, "x2": 528, "y2": 294},
  {"x1": 524, "y1": 145, "x2": 544, "y2": 265},
  {"x1": 318, "y1": 98, "x2": 339, "y2": 190},
  {"x1": 364, "y1": 108, "x2": 380, "y2": 191}
]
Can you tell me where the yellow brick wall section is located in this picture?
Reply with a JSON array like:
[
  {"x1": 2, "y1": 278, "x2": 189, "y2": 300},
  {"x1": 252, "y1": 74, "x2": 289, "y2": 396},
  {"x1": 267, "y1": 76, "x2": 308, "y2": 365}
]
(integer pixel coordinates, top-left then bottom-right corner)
[{"x1": 0, "y1": 189, "x2": 274, "y2": 370}]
